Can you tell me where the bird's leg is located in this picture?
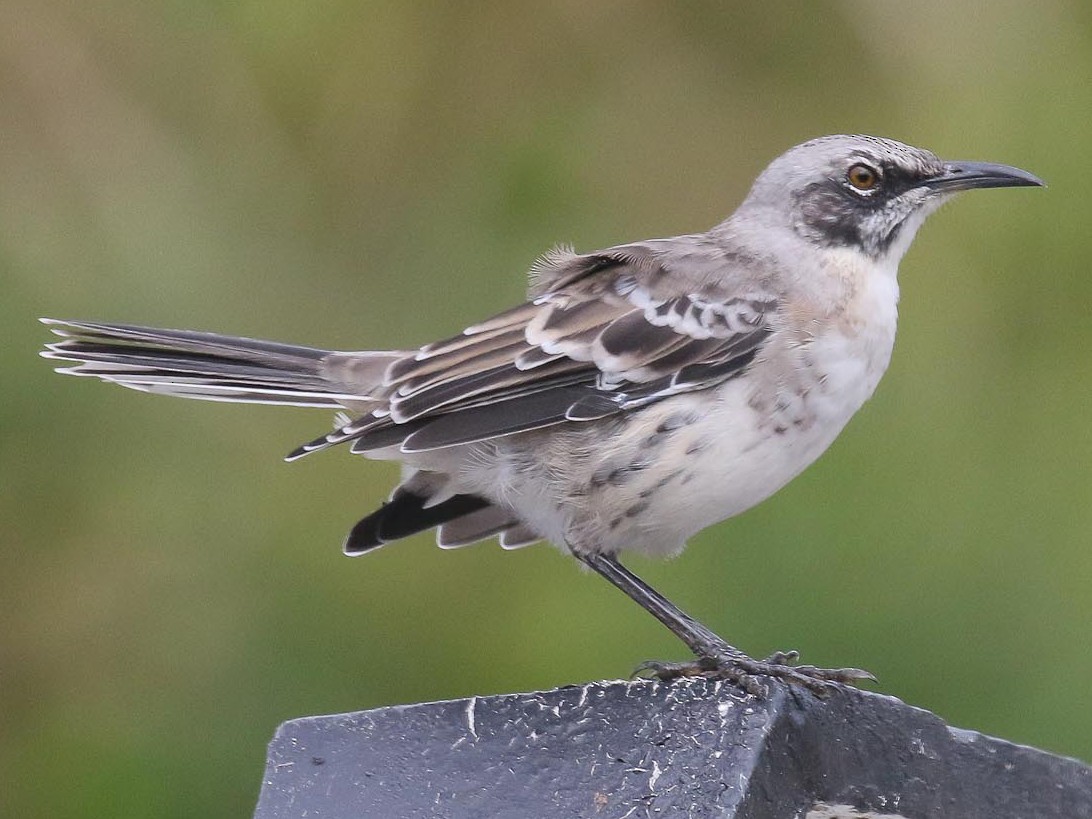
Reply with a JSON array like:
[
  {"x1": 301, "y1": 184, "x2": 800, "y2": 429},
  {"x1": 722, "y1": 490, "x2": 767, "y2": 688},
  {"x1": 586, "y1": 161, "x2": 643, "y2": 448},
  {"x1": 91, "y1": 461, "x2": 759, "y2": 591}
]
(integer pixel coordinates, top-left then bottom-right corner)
[{"x1": 573, "y1": 550, "x2": 875, "y2": 696}]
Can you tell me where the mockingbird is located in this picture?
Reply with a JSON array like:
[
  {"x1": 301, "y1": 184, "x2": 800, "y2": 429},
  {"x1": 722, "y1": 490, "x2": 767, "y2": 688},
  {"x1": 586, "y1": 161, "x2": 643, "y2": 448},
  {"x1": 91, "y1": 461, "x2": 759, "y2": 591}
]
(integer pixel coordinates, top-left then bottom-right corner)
[{"x1": 43, "y1": 135, "x2": 1042, "y2": 694}]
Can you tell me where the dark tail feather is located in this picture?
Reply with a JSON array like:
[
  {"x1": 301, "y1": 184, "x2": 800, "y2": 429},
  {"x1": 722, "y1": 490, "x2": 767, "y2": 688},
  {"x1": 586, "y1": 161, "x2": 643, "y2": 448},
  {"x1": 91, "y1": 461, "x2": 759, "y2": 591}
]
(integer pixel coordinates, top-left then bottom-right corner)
[{"x1": 344, "y1": 490, "x2": 492, "y2": 555}]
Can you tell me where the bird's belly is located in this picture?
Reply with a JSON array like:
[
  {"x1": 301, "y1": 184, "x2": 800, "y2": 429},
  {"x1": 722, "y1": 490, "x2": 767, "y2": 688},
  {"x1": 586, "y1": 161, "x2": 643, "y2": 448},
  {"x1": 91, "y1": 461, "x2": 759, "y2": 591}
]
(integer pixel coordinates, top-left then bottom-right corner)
[
  {"x1": 574, "y1": 387, "x2": 845, "y2": 557},
  {"x1": 569, "y1": 333, "x2": 890, "y2": 557},
  {"x1": 450, "y1": 327, "x2": 894, "y2": 559}
]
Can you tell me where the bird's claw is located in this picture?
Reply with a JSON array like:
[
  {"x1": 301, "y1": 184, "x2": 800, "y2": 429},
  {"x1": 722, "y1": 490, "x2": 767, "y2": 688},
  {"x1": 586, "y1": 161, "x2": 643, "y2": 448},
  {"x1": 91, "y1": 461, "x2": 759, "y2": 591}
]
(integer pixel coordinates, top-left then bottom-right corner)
[
  {"x1": 633, "y1": 650, "x2": 876, "y2": 698},
  {"x1": 761, "y1": 649, "x2": 800, "y2": 665}
]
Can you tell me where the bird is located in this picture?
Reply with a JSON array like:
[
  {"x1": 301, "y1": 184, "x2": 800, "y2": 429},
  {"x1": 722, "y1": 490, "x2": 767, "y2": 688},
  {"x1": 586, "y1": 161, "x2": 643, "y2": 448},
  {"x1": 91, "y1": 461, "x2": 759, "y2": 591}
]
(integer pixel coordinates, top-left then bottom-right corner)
[{"x1": 42, "y1": 135, "x2": 1042, "y2": 695}]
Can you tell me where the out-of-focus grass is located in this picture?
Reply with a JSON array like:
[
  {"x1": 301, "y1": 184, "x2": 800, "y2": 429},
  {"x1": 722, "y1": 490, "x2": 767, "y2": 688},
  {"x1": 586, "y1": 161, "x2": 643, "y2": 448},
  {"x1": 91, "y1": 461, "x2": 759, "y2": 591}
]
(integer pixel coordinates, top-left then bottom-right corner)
[{"x1": 3, "y1": 1, "x2": 1090, "y2": 815}]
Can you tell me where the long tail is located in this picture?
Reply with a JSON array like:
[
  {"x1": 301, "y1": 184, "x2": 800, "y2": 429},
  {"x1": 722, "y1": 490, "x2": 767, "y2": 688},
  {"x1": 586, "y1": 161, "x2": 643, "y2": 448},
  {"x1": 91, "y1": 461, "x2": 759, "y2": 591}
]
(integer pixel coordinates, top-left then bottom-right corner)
[
  {"x1": 40, "y1": 318, "x2": 395, "y2": 408},
  {"x1": 42, "y1": 318, "x2": 540, "y2": 551}
]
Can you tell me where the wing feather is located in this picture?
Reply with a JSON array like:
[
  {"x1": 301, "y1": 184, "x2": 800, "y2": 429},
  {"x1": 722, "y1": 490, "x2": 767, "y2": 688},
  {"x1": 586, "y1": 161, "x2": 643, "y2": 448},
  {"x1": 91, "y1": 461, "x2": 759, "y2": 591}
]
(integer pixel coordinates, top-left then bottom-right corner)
[
  {"x1": 392, "y1": 334, "x2": 529, "y2": 395},
  {"x1": 290, "y1": 242, "x2": 778, "y2": 458}
]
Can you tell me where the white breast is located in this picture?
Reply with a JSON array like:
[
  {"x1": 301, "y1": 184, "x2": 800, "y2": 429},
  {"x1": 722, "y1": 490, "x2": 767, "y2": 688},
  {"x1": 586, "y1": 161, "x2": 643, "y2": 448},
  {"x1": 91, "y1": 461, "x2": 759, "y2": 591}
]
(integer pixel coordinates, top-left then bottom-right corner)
[
  {"x1": 574, "y1": 249, "x2": 900, "y2": 557},
  {"x1": 443, "y1": 249, "x2": 902, "y2": 559}
]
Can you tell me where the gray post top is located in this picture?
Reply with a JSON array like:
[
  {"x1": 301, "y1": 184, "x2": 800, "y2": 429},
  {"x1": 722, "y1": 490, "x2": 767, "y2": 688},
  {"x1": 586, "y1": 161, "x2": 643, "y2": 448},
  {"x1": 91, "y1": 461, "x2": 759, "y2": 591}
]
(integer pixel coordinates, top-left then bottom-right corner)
[{"x1": 255, "y1": 678, "x2": 1092, "y2": 818}]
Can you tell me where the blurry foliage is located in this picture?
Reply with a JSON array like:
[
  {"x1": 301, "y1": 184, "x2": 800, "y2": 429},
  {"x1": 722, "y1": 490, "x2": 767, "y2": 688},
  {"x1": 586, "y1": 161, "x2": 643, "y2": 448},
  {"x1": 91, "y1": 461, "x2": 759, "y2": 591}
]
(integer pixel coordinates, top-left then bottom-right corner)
[{"x1": 2, "y1": 0, "x2": 1091, "y2": 815}]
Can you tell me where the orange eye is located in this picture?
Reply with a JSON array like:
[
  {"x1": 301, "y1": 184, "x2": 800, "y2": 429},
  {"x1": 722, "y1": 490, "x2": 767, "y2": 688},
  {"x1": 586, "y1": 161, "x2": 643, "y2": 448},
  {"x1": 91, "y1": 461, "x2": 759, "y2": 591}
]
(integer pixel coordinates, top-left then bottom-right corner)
[{"x1": 847, "y1": 163, "x2": 880, "y2": 191}]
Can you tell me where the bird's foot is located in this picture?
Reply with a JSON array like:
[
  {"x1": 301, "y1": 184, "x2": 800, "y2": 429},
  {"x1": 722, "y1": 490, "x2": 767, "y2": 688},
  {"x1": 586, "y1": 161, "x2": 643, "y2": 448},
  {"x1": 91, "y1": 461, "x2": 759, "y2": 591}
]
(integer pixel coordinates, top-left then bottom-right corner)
[{"x1": 634, "y1": 648, "x2": 875, "y2": 697}]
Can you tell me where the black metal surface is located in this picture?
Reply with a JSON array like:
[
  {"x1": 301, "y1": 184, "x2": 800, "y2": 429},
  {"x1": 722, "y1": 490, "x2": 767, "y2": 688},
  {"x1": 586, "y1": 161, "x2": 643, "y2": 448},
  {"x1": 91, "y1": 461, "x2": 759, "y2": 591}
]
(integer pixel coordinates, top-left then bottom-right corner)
[{"x1": 254, "y1": 679, "x2": 1092, "y2": 818}]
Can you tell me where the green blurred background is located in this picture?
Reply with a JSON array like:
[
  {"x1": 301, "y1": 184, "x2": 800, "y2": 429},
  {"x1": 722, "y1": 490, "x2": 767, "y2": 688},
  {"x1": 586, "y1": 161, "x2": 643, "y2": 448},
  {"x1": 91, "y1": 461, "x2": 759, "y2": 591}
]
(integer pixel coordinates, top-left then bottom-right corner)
[{"x1": 3, "y1": 1, "x2": 1091, "y2": 815}]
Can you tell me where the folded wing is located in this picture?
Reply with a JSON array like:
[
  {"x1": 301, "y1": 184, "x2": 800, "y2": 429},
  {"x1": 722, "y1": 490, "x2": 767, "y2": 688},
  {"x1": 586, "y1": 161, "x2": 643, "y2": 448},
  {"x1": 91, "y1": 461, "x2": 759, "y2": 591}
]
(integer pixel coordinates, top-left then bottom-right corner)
[{"x1": 290, "y1": 242, "x2": 778, "y2": 459}]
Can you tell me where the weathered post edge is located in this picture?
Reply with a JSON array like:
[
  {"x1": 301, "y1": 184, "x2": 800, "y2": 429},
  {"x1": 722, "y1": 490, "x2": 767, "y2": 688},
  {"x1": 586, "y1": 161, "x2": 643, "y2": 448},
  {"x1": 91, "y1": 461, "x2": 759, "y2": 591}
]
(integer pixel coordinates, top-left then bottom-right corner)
[{"x1": 253, "y1": 678, "x2": 1092, "y2": 818}]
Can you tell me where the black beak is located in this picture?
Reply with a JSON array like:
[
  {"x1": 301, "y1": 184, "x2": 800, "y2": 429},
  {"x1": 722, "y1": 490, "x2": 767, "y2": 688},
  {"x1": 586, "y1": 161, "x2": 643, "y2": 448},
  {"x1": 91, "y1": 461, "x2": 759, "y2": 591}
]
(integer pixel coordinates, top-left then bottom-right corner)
[{"x1": 923, "y1": 160, "x2": 1045, "y2": 193}]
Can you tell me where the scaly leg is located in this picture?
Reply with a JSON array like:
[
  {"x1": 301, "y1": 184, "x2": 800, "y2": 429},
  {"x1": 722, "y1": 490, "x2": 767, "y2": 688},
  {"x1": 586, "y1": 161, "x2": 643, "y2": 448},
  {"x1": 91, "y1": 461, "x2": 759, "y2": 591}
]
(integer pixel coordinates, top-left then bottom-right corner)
[{"x1": 574, "y1": 550, "x2": 875, "y2": 696}]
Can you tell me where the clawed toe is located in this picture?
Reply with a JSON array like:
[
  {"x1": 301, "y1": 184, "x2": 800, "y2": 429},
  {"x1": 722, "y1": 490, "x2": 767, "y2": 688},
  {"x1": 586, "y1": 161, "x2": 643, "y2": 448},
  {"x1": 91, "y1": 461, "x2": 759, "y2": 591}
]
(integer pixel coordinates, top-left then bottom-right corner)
[
  {"x1": 633, "y1": 655, "x2": 739, "y2": 684},
  {"x1": 633, "y1": 656, "x2": 769, "y2": 695},
  {"x1": 790, "y1": 664, "x2": 877, "y2": 684},
  {"x1": 634, "y1": 650, "x2": 876, "y2": 698},
  {"x1": 761, "y1": 649, "x2": 800, "y2": 665},
  {"x1": 632, "y1": 658, "x2": 709, "y2": 680}
]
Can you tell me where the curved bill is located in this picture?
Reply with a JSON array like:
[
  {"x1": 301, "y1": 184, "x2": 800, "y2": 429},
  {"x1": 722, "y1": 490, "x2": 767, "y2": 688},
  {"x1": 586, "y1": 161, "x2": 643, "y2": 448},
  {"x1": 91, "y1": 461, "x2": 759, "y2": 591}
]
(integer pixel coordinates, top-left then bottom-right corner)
[{"x1": 923, "y1": 161, "x2": 1045, "y2": 192}]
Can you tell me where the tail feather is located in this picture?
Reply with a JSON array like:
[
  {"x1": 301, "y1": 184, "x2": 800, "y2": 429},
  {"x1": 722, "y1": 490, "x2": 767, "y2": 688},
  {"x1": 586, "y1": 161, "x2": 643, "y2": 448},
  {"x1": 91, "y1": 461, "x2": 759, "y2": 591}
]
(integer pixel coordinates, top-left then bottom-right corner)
[
  {"x1": 41, "y1": 318, "x2": 388, "y2": 408},
  {"x1": 344, "y1": 490, "x2": 492, "y2": 555},
  {"x1": 343, "y1": 469, "x2": 540, "y2": 554},
  {"x1": 44, "y1": 319, "x2": 545, "y2": 554},
  {"x1": 42, "y1": 318, "x2": 329, "y2": 363},
  {"x1": 437, "y1": 504, "x2": 518, "y2": 549}
]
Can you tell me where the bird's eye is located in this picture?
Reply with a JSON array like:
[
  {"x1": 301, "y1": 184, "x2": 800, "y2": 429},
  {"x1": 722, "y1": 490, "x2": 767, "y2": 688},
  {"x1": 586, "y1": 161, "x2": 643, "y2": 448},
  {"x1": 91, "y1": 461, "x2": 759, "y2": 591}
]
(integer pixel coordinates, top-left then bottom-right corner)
[{"x1": 846, "y1": 163, "x2": 881, "y2": 192}]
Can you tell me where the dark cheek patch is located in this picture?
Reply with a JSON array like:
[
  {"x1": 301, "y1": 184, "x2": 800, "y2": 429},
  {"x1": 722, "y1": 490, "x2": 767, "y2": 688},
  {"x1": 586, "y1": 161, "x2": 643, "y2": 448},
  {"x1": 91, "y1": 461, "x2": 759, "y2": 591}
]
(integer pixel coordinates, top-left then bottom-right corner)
[
  {"x1": 796, "y1": 180, "x2": 906, "y2": 258},
  {"x1": 798, "y1": 182, "x2": 867, "y2": 248}
]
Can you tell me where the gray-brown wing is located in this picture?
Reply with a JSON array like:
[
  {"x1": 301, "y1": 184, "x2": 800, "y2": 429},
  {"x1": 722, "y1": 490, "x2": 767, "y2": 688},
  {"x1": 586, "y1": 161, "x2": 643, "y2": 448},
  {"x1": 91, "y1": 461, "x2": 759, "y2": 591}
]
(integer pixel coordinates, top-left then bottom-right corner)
[{"x1": 288, "y1": 245, "x2": 777, "y2": 459}]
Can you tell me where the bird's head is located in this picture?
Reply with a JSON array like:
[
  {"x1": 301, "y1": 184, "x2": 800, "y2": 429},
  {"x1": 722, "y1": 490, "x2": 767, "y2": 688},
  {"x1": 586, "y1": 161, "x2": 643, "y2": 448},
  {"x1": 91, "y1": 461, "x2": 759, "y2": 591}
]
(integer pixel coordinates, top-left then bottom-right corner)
[{"x1": 740, "y1": 134, "x2": 1043, "y2": 263}]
